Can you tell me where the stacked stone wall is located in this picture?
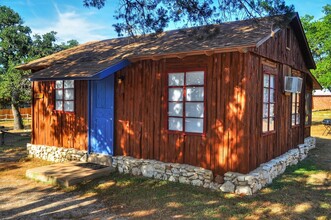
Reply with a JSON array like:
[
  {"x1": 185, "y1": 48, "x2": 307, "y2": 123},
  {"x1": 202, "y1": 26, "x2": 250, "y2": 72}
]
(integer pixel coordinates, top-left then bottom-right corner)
[
  {"x1": 26, "y1": 137, "x2": 316, "y2": 195},
  {"x1": 27, "y1": 144, "x2": 87, "y2": 162},
  {"x1": 220, "y1": 137, "x2": 316, "y2": 195},
  {"x1": 111, "y1": 156, "x2": 221, "y2": 190}
]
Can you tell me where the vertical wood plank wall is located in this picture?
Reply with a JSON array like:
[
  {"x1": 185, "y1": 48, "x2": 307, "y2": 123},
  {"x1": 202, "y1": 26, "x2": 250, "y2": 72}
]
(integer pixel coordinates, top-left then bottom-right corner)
[
  {"x1": 114, "y1": 26, "x2": 312, "y2": 176},
  {"x1": 32, "y1": 81, "x2": 88, "y2": 150},
  {"x1": 115, "y1": 53, "x2": 250, "y2": 175}
]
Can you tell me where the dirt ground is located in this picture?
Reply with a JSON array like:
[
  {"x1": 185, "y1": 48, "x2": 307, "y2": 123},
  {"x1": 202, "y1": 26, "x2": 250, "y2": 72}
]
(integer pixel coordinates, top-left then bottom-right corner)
[{"x1": 0, "y1": 150, "x2": 119, "y2": 220}]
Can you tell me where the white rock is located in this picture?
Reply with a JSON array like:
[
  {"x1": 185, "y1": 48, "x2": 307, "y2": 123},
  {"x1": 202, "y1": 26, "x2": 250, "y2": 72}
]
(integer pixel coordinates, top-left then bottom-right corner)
[
  {"x1": 235, "y1": 186, "x2": 252, "y2": 195},
  {"x1": 220, "y1": 181, "x2": 235, "y2": 193},
  {"x1": 209, "y1": 182, "x2": 221, "y2": 191},
  {"x1": 168, "y1": 176, "x2": 177, "y2": 182},
  {"x1": 179, "y1": 176, "x2": 190, "y2": 184},
  {"x1": 132, "y1": 167, "x2": 141, "y2": 176},
  {"x1": 191, "y1": 179, "x2": 203, "y2": 186},
  {"x1": 141, "y1": 164, "x2": 154, "y2": 178}
]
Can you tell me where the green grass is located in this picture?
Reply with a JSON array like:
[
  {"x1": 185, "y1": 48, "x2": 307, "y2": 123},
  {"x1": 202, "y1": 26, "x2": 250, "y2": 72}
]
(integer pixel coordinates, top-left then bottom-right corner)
[
  {"x1": 0, "y1": 119, "x2": 31, "y2": 130},
  {"x1": 312, "y1": 110, "x2": 331, "y2": 125}
]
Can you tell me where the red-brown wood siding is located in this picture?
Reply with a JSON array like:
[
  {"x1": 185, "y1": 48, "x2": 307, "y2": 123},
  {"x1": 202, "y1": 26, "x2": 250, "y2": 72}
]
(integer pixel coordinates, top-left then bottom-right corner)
[
  {"x1": 31, "y1": 81, "x2": 88, "y2": 150},
  {"x1": 114, "y1": 26, "x2": 312, "y2": 175},
  {"x1": 244, "y1": 25, "x2": 311, "y2": 170},
  {"x1": 253, "y1": 27, "x2": 310, "y2": 74},
  {"x1": 115, "y1": 53, "x2": 250, "y2": 175},
  {"x1": 304, "y1": 76, "x2": 313, "y2": 138}
]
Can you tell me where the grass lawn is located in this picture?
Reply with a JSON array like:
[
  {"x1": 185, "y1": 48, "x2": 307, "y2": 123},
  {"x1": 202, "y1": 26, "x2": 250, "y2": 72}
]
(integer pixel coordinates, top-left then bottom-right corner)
[
  {"x1": 0, "y1": 119, "x2": 31, "y2": 131},
  {"x1": 0, "y1": 111, "x2": 330, "y2": 219}
]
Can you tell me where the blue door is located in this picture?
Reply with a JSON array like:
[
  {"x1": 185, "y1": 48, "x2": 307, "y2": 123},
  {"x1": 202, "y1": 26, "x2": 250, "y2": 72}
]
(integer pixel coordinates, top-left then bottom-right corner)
[{"x1": 89, "y1": 75, "x2": 114, "y2": 155}]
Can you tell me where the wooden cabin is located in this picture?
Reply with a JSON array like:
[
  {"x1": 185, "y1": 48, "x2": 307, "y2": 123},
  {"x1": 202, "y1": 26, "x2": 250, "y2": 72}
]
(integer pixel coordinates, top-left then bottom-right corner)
[{"x1": 18, "y1": 13, "x2": 321, "y2": 176}]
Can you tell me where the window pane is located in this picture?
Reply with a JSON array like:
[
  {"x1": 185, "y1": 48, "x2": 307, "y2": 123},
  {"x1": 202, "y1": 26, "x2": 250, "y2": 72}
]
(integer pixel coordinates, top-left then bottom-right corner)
[
  {"x1": 263, "y1": 88, "x2": 269, "y2": 102},
  {"x1": 269, "y1": 117, "x2": 275, "y2": 131},
  {"x1": 263, "y1": 74, "x2": 269, "y2": 87},
  {"x1": 262, "y1": 118, "x2": 269, "y2": 132},
  {"x1": 64, "y1": 101, "x2": 74, "y2": 111},
  {"x1": 296, "y1": 94, "x2": 300, "y2": 103},
  {"x1": 292, "y1": 114, "x2": 296, "y2": 126},
  {"x1": 169, "y1": 117, "x2": 183, "y2": 131},
  {"x1": 185, "y1": 102, "x2": 204, "y2": 118},
  {"x1": 296, "y1": 113, "x2": 300, "y2": 125},
  {"x1": 263, "y1": 104, "x2": 269, "y2": 118},
  {"x1": 64, "y1": 89, "x2": 74, "y2": 100},
  {"x1": 185, "y1": 118, "x2": 203, "y2": 133},
  {"x1": 168, "y1": 103, "x2": 183, "y2": 117},
  {"x1": 168, "y1": 73, "x2": 184, "y2": 86},
  {"x1": 186, "y1": 71, "x2": 204, "y2": 85},
  {"x1": 269, "y1": 104, "x2": 275, "y2": 117},
  {"x1": 56, "y1": 101, "x2": 63, "y2": 111},
  {"x1": 270, "y1": 75, "x2": 275, "y2": 88},
  {"x1": 55, "y1": 89, "x2": 63, "y2": 100},
  {"x1": 64, "y1": 80, "x2": 74, "y2": 88},
  {"x1": 55, "y1": 80, "x2": 63, "y2": 89},
  {"x1": 186, "y1": 87, "x2": 204, "y2": 101},
  {"x1": 270, "y1": 89, "x2": 275, "y2": 103},
  {"x1": 168, "y1": 88, "x2": 183, "y2": 101}
]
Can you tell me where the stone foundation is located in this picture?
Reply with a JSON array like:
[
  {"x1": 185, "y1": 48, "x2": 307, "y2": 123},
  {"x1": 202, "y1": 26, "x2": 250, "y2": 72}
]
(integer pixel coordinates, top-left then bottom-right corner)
[
  {"x1": 26, "y1": 137, "x2": 316, "y2": 195},
  {"x1": 111, "y1": 156, "x2": 221, "y2": 190},
  {"x1": 27, "y1": 144, "x2": 87, "y2": 162},
  {"x1": 220, "y1": 137, "x2": 316, "y2": 195}
]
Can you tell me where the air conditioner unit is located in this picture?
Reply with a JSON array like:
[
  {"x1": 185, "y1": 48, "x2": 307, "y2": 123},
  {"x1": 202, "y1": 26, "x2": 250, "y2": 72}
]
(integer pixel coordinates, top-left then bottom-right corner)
[{"x1": 284, "y1": 76, "x2": 303, "y2": 93}]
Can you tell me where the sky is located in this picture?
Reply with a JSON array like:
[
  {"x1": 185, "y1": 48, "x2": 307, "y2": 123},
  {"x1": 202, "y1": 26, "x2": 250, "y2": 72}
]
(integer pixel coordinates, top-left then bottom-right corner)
[{"x1": 1, "y1": 0, "x2": 330, "y2": 43}]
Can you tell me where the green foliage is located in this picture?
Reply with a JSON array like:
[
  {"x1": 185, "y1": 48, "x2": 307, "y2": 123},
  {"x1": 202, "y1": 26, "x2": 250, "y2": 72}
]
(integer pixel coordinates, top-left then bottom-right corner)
[
  {"x1": 0, "y1": 6, "x2": 31, "y2": 72},
  {"x1": 0, "y1": 61, "x2": 30, "y2": 106},
  {"x1": 302, "y1": 5, "x2": 331, "y2": 90},
  {"x1": 0, "y1": 6, "x2": 78, "y2": 103},
  {"x1": 0, "y1": 5, "x2": 78, "y2": 127},
  {"x1": 29, "y1": 32, "x2": 79, "y2": 59},
  {"x1": 83, "y1": 0, "x2": 294, "y2": 36}
]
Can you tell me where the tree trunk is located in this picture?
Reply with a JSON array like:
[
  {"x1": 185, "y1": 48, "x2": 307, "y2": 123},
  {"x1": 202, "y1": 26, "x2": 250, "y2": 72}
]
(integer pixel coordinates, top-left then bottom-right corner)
[{"x1": 11, "y1": 96, "x2": 24, "y2": 130}]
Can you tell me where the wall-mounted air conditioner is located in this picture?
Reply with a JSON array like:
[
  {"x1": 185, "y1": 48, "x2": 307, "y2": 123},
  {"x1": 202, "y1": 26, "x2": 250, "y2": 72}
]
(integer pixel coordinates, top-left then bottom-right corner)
[{"x1": 284, "y1": 76, "x2": 303, "y2": 93}]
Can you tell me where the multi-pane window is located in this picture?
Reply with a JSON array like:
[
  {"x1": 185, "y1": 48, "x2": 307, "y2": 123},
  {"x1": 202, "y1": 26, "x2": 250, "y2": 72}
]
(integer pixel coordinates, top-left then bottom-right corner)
[
  {"x1": 262, "y1": 71, "x2": 276, "y2": 133},
  {"x1": 291, "y1": 93, "x2": 300, "y2": 126},
  {"x1": 55, "y1": 80, "x2": 74, "y2": 112},
  {"x1": 305, "y1": 93, "x2": 312, "y2": 125},
  {"x1": 168, "y1": 71, "x2": 204, "y2": 134}
]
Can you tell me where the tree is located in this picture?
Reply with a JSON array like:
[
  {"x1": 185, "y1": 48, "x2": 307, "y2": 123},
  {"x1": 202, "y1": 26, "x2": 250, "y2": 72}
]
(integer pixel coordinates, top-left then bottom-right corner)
[
  {"x1": 0, "y1": 6, "x2": 32, "y2": 129},
  {"x1": 302, "y1": 5, "x2": 331, "y2": 91},
  {"x1": 83, "y1": 0, "x2": 294, "y2": 36},
  {"x1": 0, "y1": 62, "x2": 30, "y2": 129},
  {"x1": 0, "y1": 6, "x2": 79, "y2": 129},
  {"x1": 29, "y1": 32, "x2": 79, "y2": 59},
  {"x1": 0, "y1": 6, "x2": 31, "y2": 72}
]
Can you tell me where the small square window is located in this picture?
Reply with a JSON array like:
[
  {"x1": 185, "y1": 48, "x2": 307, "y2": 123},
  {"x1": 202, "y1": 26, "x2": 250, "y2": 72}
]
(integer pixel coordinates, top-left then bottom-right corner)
[{"x1": 55, "y1": 80, "x2": 74, "y2": 112}]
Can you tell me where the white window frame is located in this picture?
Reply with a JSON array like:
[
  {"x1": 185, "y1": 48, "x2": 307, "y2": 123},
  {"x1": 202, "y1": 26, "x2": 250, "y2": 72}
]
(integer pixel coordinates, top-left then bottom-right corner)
[
  {"x1": 55, "y1": 80, "x2": 75, "y2": 112},
  {"x1": 167, "y1": 70, "x2": 205, "y2": 134}
]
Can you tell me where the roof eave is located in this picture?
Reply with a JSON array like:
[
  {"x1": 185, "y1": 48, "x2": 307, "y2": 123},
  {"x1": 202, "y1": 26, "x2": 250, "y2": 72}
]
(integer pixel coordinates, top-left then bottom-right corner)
[{"x1": 29, "y1": 59, "x2": 131, "y2": 81}]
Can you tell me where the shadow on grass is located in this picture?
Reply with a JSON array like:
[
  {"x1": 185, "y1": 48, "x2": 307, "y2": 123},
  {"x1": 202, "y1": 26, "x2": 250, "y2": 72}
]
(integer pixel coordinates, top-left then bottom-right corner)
[{"x1": 68, "y1": 157, "x2": 330, "y2": 219}]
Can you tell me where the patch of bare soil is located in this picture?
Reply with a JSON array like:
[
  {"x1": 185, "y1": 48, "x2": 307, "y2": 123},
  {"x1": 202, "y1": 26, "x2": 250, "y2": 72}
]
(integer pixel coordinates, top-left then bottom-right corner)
[{"x1": 0, "y1": 149, "x2": 119, "y2": 220}]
